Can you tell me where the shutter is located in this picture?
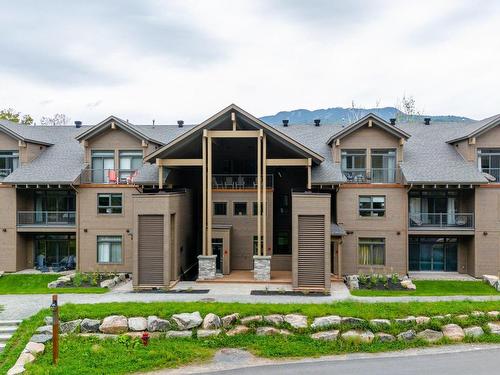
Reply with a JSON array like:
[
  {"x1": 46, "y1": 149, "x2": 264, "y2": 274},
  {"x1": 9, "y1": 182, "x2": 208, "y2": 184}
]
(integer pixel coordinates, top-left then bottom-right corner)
[
  {"x1": 138, "y1": 215, "x2": 164, "y2": 286},
  {"x1": 297, "y1": 215, "x2": 325, "y2": 288}
]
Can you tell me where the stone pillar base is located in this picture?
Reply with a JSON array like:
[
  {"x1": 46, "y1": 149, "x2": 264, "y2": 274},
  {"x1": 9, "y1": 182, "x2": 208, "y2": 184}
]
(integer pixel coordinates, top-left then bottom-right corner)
[
  {"x1": 253, "y1": 255, "x2": 271, "y2": 281},
  {"x1": 198, "y1": 255, "x2": 217, "y2": 280}
]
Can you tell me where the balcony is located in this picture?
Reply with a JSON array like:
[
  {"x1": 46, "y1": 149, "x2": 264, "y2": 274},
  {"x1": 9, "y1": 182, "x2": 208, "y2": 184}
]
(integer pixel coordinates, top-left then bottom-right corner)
[
  {"x1": 80, "y1": 168, "x2": 138, "y2": 184},
  {"x1": 212, "y1": 174, "x2": 274, "y2": 189},
  {"x1": 409, "y1": 212, "x2": 474, "y2": 230},
  {"x1": 17, "y1": 211, "x2": 76, "y2": 227},
  {"x1": 0, "y1": 168, "x2": 11, "y2": 182},
  {"x1": 343, "y1": 168, "x2": 399, "y2": 183},
  {"x1": 481, "y1": 167, "x2": 500, "y2": 182}
]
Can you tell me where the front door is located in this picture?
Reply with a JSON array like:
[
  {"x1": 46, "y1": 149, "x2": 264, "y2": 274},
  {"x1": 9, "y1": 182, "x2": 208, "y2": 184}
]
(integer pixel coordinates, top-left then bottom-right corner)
[{"x1": 212, "y1": 239, "x2": 223, "y2": 274}]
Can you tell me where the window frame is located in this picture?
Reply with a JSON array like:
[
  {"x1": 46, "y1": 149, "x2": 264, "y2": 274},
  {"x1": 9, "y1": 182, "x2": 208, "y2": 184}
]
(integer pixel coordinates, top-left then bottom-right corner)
[
  {"x1": 358, "y1": 195, "x2": 386, "y2": 217},
  {"x1": 97, "y1": 193, "x2": 123, "y2": 214},
  {"x1": 97, "y1": 235, "x2": 123, "y2": 264},
  {"x1": 0, "y1": 150, "x2": 19, "y2": 178},
  {"x1": 213, "y1": 202, "x2": 227, "y2": 216},
  {"x1": 233, "y1": 202, "x2": 247, "y2": 216},
  {"x1": 358, "y1": 237, "x2": 386, "y2": 266}
]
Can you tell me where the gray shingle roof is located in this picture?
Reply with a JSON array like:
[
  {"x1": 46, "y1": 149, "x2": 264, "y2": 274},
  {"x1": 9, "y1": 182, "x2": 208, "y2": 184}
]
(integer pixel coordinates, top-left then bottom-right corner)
[
  {"x1": 0, "y1": 120, "x2": 55, "y2": 145},
  {"x1": 446, "y1": 114, "x2": 500, "y2": 143}
]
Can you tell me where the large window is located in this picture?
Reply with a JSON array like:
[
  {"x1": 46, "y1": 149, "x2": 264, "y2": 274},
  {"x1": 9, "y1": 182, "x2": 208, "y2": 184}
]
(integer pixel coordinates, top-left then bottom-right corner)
[
  {"x1": 91, "y1": 150, "x2": 114, "y2": 183},
  {"x1": 213, "y1": 202, "x2": 227, "y2": 216},
  {"x1": 371, "y1": 149, "x2": 396, "y2": 182},
  {"x1": 358, "y1": 238, "x2": 385, "y2": 266},
  {"x1": 341, "y1": 149, "x2": 366, "y2": 181},
  {"x1": 119, "y1": 150, "x2": 142, "y2": 181},
  {"x1": 478, "y1": 148, "x2": 500, "y2": 181},
  {"x1": 409, "y1": 237, "x2": 457, "y2": 271},
  {"x1": 252, "y1": 202, "x2": 264, "y2": 216},
  {"x1": 34, "y1": 234, "x2": 76, "y2": 270},
  {"x1": 0, "y1": 151, "x2": 19, "y2": 180},
  {"x1": 98, "y1": 193, "x2": 123, "y2": 214},
  {"x1": 359, "y1": 196, "x2": 385, "y2": 217},
  {"x1": 233, "y1": 202, "x2": 247, "y2": 216},
  {"x1": 97, "y1": 236, "x2": 123, "y2": 264}
]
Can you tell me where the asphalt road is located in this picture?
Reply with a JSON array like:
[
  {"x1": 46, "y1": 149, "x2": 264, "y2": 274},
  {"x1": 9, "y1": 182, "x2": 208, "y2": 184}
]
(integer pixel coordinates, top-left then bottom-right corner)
[{"x1": 210, "y1": 347, "x2": 500, "y2": 375}]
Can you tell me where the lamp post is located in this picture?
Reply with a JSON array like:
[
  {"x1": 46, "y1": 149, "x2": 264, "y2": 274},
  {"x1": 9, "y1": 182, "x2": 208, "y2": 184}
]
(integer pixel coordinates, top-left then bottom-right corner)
[{"x1": 50, "y1": 295, "x2": 59, "y2": 365}]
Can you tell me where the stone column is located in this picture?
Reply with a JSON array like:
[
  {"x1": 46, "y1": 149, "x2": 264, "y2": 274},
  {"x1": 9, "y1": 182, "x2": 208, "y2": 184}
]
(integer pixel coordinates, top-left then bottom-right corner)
[
  {"x1": 198, "y1": 255, "x2": 217, "y2": 280},
  {"x1": 253, "y1": 255, "x2": 271, "y2": 281}
]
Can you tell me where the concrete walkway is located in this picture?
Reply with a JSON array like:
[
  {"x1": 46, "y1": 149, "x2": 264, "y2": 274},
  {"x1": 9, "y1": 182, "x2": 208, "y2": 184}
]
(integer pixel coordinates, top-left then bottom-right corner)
[{"x1": 0, "y1": 281, "x2": 499, "y2": 320}]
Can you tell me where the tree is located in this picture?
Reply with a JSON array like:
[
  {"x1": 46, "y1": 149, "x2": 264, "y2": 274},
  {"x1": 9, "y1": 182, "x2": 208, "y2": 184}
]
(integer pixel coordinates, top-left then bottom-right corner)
[
  {"x1": 0, "y1": 108, "x2": 34, "y2": 125},
  {"x1": 40, "y1": 113, "x2": 71, "y2": 126},
  {"x1": 396, "y1": 94, "x2": 422, "y2": 122}
]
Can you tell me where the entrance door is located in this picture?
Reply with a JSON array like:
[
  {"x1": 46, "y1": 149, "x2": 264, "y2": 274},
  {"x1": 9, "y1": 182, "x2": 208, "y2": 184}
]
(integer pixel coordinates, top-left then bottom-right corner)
[
  {"x1": 138, "y1": 215, "x2": 164, "y2": 286},
  {"x1": 409, "y1": 237, "x2": 458, "y2": 272},
  {"x1": 212, "y1": 238, "x2": 223, "y2": 274}
]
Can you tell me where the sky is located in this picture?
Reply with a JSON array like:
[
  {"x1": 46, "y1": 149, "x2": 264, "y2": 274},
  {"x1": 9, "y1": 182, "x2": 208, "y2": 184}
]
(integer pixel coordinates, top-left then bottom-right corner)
[{"x1": 1, "y1": 0, "x2": 499, "y2": 125}]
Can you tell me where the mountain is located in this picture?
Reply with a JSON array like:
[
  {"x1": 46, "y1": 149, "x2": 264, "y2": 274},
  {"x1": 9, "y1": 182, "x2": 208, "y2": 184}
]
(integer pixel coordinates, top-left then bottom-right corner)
[{"x1": 260, "y1": 107, "x2": 472, "y2": 125}]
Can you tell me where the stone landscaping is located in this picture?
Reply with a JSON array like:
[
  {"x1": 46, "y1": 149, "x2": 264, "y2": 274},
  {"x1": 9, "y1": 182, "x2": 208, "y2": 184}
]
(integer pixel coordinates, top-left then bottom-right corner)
[
  {"x1": 47, "y1": 272, "x2": 129, "y2": 289},
  {"x1": 345, "y1": 274, "x2": 416, "y2": 291},
  {"x1": 8, "y1": 309, "x2": 500, "y2": 374},
  {"x1": 483, "y1": 274, "x2": 500, "y2": 292}
]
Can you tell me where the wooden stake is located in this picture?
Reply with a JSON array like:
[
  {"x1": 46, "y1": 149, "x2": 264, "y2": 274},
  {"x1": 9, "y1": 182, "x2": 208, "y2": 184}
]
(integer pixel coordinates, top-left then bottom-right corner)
[{"x1": 51, "y1": 294, "x2": 59, "y2": 365}]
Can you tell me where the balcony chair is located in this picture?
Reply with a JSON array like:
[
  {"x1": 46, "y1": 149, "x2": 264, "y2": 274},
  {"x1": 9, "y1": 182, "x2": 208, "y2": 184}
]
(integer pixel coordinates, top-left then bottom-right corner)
[
  {"x1": 236, "y1": 176, "x2": 245, "y2": 189},
  {"x1": 224, "y1": 176, "x2": 234, "y2": 189},
  {"x1": 52, "y1": 255, "x2": 76, "y2": 272},
  {"x1": 36, "y1": 254, "x2": 49, "y2": 273},
  {"x1": 455, "y1": 215, "x2": 467, "y2": 226},
  {"x1": 212, "y1": 177, "x2": 222, "y2": 188},
  {"x1": 126, "y1": 170, "x2": 138, "y2": 184},
  {"x1": 107, "y1": 169, "x2": 118, "y2": 184}
]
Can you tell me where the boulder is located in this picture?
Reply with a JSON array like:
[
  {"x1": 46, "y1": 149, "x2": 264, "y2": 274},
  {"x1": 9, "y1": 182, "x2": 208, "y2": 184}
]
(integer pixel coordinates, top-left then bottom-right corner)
[
  {"x1": 165, "y1": 330, "x2": 192, "y2": 338},
  {"x1": 172, "y1": 312, "x2": 203, "y2": 330},
  {"x1": 415, "y1": 316, "x2": 431, "y2": 325},
  {"x1": 202, "y1": 313, "x2": 222, "y2": 329},
  {"x1": 341, "y1": 317, "x2": 366, "y2": 325},
  {"x1": 100, "y1": 279, "x2": 115, "y2": 289},
  {"x1": 487, "y1": 322, "x2": 500, "y2": 335},
  {"x1": 60, "y1": 319, "x2": 82, "y2": 334},
  {"x1": 221, "y1": 313, "x2": 239, "y2": 327},
  {"x1": 47, "y1": 280, "x2": 64, "y2": 288},
  {"x1": 197, "y1": 329, "x2": 221, "y2": 338},
  {"x1": 442, "y1": 324, "x2": 465, "y2": 341},
  {"x1": 487, "y1": 311, "x2": 499, "y2": 319},
  {"x1": 341, "y1": 330, "x2": 374, "y2": 343},
  {"x1": 263, "y1": 314, "x2": 284, "y2": 326},
  {"x1": 495, "y1": 281, "x2": 500, "y2": 292},
  {"x1": 397, "y1": 329, "x2": 416, "y2": 341},
  {"x1": 36, "y1": 325, "x2": 52, "y2": 334},
  {"x1": 24, "y1": 342, "x2": 45, "y2": 355},
  {"x1": 284, "y1": 314, "x2": 307, "y2": 329},
  {"x1": 78, "y1": 333, "x2": 118, "y2": 340},
  {"x1": 15, "y1": 352, "x2": 35, "y2": 367},
  {"x1": 226, "y1": 325, "x2": 250, "y2": 336},
  {"x1": 375, "y1": 332, "x2": 395, "y2": 342},
  {"x1": 471, "y1": 311, "x2": 485, "y2": 317},
  {"x1": 370, "y1": 319, "x2": 391, "y2": 327},
  {"x1": 400, "y1": 279, "x2": 416, "y2": 290},
  {"x1": 240, "y1": 315, "x2": 262, "y2": 325},
  {"x1": 311, "y1": 315, "x2": 342, "y2": 329},
  {"x1": 7, "y1": 365, "x2": 25, "y2": 375},
  {"x1": 455, "y1": 315, "x2": 469, "y2": 321},
  {"x1": 44, "y1": 316, "x2": 53, "y2": 325},
  {"x1": 147, "y1": 316, "x2": 170, "y2": 332},
  {"x1": 125, "y1": 332, "x2": 161, "y2": 339},
  {"x1": 118, "y1": 273, "x2": 127, "y2": 282},
  {"x1": 99, "y1": 315, "x2": 128, "y2": 334},
  {"x1": 81, "y1": 318, "x2": 101, "y2": 333},
  {"x1": 395, "y1": 316, "x2": 416, "y2": 324},
  {"x1": 256, "y1": 327, "x2": 281, "y2": 336},
  {"x1": 311, "y1": 330, "x2": 339, "y2": 341},
  {"x1": 30, "y1": 334, "x2": 52, "y2": 344},
  {"x1": 417, "y1": 329, "x2": 443, "y2": 343},
  {"x1": 432, "y1": 315, "x2": 445, "y2": 320},
  {"x1": 483, "y1": 274, "x2": 499, "y2": 287},
  {"x1": 346, "y1": 276, "x2": 359, "y2": 290},
  {"x1": 464, "y1": 326, "x2": 484, "y2": 338},
  {"x1": 128, "y1": 317, "x2": 147, "y2": 332}
]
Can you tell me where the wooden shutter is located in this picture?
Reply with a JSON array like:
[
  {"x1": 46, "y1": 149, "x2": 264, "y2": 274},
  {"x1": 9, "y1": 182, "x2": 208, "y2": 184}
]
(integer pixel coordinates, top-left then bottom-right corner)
[
  {"x1": 297, "y1": 215, "x2": 325, "y2": 288},
  {"x1": 138, "y1": 215, "x2": 164, "y2": 286}
]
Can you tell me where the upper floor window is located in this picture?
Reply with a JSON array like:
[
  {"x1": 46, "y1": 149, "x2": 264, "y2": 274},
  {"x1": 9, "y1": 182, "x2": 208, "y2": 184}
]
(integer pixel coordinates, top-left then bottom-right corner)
[
  {"x1": 478, "y1": 148, "x2": 500, "y2": 181},
  {"x1": 358, "y1": 238, "x2": 385, "y2": 266},
  {"x1": 233, "y1": 202, "x2": 247, "y2": 216},
  {"x1": 341, "y1": 150, "x2": 366, "y2": 182},
  {"x1": 98, "y1": 193, "x2": 123, "y2": 214},
  {"x1": 91, "y1": 150, "x2": 115, "y2": 183},
  {"x1": 359, "y1": 196, "x2": 385, "y2": 217},
  {"x1": 119, "y1": 150, "x2": 142, "y2": 181},
  {"x1": 252, "y1": 202, "x2": 264, "y2": 216},
  {"x1": 0, "y1": 151, "x2": 19, "y2": 180},
  {"x1": 371, "y1": 149, "x2": 396, "y2": 183},
  {"x1": 213, "y1": 202, "x2": 227, "y2": 216}
]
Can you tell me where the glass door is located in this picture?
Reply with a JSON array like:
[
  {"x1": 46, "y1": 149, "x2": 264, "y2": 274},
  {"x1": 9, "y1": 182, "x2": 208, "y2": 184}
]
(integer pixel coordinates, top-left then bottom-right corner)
[
  {"x1": 91, "y1": 151, "x2": 115, "y2": 183},
  {"x1": 211, "y1": 239, "x2": 223, "y2": 274}
]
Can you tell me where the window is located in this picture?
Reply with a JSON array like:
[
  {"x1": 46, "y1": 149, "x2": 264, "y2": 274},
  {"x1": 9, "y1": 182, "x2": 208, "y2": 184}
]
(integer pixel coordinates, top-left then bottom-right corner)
[
  {"x1": 91, "y1": 150, "x2": 114, "y2": 183},
  {"x1": 252, "y1": 202, "x2": 264, "y2": 216},
  {"x1": 97, "y1": 236, "x2": 122, "y2": 263},
  {"x1": 341, "y1": 150, "x2": 366, "y2": 181},
  {"x1": 358, "y1": 238, "x2": 385, "y2": 266},
  {"x1": 359, "y1": 196, "x2": 385, "y2": 217},
  {"x1": 233, "y1": 202, "x2": 247, "y2": 216},
  {"x1": 279, "y1": 194, "x2": 289, "y2": 215},
  {"x1": 276, "y1": 231, "x2": 290, "y2": 254},
  {"x1": 119, "y1": 150, "x2": 143, "y2": 182},
  {"x1": 371, "y1": 149, "x2": 396, "y2": 183},
  {"x1": 213, "y1": 202, "x2": 227, "y2": 216},
  {"x1": 98, "y1": 193, "x2": 123, "y2": 214},
  {"x1": 253, "y1": 235, "x2": 263, "y2": 255},
  {"x1": 478, "y1": 148, "x2": 500, "y2": 181},
  {"x1": 0, "y1": 151, "x2": 19, "y2": 180}
]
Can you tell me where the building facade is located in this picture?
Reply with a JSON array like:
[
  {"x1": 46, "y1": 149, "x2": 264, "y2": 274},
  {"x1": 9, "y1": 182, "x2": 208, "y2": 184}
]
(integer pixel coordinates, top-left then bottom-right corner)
[{"x1": 1, "y1": 104, "x2": 499, "y2": 291}]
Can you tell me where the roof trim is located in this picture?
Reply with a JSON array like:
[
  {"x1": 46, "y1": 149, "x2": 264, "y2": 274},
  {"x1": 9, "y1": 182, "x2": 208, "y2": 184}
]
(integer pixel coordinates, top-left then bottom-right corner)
[
  {"x1": 446, "y1": 114, "x2": 500, "y2": 143},
  {"x1": 145, "y1": 104, "x2": 325, "y2": 163},
  {"x1": 327, "y1": 113, "x2": 411, "y2": 145},
  {"x1": 0, "y1": 123, "x2": 53, "y2": 146},
  {"x1": 75, "y1": 115, "x2": 163, "y2": 144}
]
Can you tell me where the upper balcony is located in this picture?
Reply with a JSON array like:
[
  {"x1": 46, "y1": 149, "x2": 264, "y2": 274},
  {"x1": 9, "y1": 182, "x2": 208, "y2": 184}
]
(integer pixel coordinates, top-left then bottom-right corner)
[
  {"x1": 409, "y1": 212, "x2": 474, "y2": 230},
  {"x1": 80, "y1": 168, "x2": 138, "y2": 184},
  {"x1": 17, "y1": 211, "x2": 76, "y2": 229},
  {"x1": 0, "y1": 168, "x2": 11, "y2": 182},
  {"x1": 212, "y1": 174, "x2": 273, "y2": 190},
  {"x1": 342, "y1": 167, "x2": 401, "y2": 184}
]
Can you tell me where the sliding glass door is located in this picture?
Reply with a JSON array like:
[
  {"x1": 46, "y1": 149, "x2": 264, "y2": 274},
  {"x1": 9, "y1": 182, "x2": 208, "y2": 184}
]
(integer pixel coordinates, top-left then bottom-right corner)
[{"x1": 409, "y1": 237, "x2": 458, "y2": 271}]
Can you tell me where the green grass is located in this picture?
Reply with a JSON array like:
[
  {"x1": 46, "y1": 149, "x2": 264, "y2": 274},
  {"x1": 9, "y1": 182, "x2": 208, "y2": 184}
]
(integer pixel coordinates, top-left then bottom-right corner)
[
  {"x1": 0, "y1": 275, "x2": 107, "y2": 294},
  {"x1": 1, "y1": 300, "x2": 500, "y2": 374},
  {"x1": 350, "y1": 280, "x2": 500, "y2": 297}
]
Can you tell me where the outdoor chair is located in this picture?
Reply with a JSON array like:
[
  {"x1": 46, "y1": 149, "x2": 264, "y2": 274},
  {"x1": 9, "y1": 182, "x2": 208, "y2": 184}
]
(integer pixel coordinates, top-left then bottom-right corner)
[
  {"x1": 224, "y1": 176, "x2": 234, "y2": 188},
  {"x1": 212, "y1": 177, "x2": 222, "y2": 188},
  {"x1": 236, "y1": 176, "x2": 245, "y2": 189}
]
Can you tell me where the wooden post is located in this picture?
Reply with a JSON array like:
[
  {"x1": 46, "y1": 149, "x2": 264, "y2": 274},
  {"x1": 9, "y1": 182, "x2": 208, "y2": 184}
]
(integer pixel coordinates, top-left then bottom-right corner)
[
  {"x1": 202, "y1": 132, "x2": 207, "y2": 256},
  {"x1": 157, "y1": 159, "x2": 164, "y2": 190},
  {"x1": 307, "y1": 158, "x2": 312, "y2": 190},
  {"x1": 257, "y1": 132, "x2": 262, "y2": 256},
  {"x1": 262, "y1": 134, "x2": 267, "y2": 256},
  {"x1": 207, "y1": 134, "x2": 213, "y2": 256},
  {"x1": 51, "y1": 295, "x2": 59, "y2": 365}
]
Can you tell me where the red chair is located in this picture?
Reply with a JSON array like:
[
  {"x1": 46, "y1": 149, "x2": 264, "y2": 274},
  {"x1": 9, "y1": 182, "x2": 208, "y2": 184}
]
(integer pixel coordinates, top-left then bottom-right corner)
[{"x1": 107, "y1": 169, "x2": 118, "y2": 184}]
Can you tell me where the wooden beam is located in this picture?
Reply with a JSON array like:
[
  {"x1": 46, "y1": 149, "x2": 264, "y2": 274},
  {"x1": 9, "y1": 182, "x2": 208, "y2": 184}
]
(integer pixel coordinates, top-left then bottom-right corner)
[
  {"x1": 202, "y1": 131, "x2": 207, "y2": 256},
  {"x1": 231, "y1": 112, "x2": 236, "y2": 131},
  {"x1": 263, "y1": 134, "x2": 267, "y2": 256},
  {"x1": 266, "y1": 158, "x2": 309, "y2": 166},
  {"x1": 257, "y1": 132, "x2": 262, "y2": 256},
  {"x1": 158, "y1": 163, "x2": 163, "y2": 190},
  {"x1": 206, "y1": 130, "x2": 261, "y2": 138},
  {"x1": 307, "y1": 158, "x2": 312, "y2": 190},
  {"x1": 207, "y1": 134, "x2": 213, "y2": 256},
  {"x1": 468, "y1": 137, "x2": 476, "y2": 145},
  {"x1": 158, "y1": 159, "x2": 203, "y2": 167},
  {"x1": 368, "y1": 119, "x2": 373, "y2": 127},
  {"x1": 335, "y1": 139, "x2": 340, "y2": 146}
]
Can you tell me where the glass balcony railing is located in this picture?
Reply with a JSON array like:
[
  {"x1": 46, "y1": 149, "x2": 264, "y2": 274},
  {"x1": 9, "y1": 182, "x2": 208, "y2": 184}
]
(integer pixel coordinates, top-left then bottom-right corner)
[
  {"x1": 481, "y1": 168, "x2": 500, "y2": 182},
  {"x1": 342, "y1": 168, "x2": 398, "y2": 183},
  {"x1": 212, "y1": 174, "x2": 273, "y2": 189},
  {"x1": 17, "y1": 211, "x2": 76, "y2": 226},
  {"x1": 408, "y1": 212, "x2": 474, "y2": 229},
  {"x1": 80, "y1": 168, "x2": 138, "y2": 184},
  {"x1": 0, "y1": 168, "x2": 11, "y2": 181}
]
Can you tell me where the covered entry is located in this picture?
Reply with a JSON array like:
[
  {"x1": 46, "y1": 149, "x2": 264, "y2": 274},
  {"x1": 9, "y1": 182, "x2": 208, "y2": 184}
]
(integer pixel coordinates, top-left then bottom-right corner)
[
  {"x1": 409, "y1": 237, "x2": 458, "y2": 271},
  {"x1": 138, "y1": 215, "x2": 164, "y2": 285}
]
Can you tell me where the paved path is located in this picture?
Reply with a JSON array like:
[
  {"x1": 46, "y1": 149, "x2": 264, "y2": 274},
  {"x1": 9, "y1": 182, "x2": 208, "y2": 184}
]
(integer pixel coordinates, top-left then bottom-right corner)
[
  {"x1": 149, "y1": 344, "x2": 500, "y2": 375},
  {"x1": 1, "y1": 281, "x2": 500, "y2": 320}
]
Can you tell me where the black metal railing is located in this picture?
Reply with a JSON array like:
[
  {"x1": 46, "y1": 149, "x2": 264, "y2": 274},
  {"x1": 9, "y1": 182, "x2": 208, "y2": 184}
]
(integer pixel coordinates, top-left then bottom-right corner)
[
  {"x1": 17, "y1": 211, "x2": 76, "y2": 226},
  {"x1": 408, "y1": 212, "x2": 474, "y2": 229},
  {"x1": 80, "y1": 168, "x2": 138, "y2": 184},
  {"x1": 212, "y1": 174, "x2": 274, "y2": 189}
]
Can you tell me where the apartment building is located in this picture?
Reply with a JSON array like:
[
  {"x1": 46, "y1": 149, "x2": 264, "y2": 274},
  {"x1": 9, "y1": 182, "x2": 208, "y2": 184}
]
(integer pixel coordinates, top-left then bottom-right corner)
[{"x1": 0, "y1": 104, "x2": 499, "y2": 291}]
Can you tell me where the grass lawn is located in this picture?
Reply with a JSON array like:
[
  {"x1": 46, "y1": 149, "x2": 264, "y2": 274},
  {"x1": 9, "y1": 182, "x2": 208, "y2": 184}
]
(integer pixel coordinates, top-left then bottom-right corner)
[
  {"x1": 350, "y1": 280, "x2": 500, "y2": 297},
  {"x1": 1, "y1": 300, "x2": 499, "y2": 374},
  {"x1": 0, "y1": 274, "x2": 107, "y2": 294}
]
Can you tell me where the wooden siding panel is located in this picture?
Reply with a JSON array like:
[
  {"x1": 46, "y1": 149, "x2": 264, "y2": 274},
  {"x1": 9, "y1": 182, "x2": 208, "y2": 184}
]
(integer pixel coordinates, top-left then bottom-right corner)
[
  {"x1": 297, "y1": 215, "x2": 325, "y2": 287},
  {"x1": 138, "y1": 215, "x2": 164, "y2": 285}
]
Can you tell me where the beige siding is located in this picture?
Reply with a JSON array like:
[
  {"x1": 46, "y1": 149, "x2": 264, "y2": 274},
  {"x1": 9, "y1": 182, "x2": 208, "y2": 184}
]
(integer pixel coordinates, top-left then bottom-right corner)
[
  {"x1": 20, "y1": 143, "x2": 46, "y2": 165},
  {"x1": 0, "y1": 132, "x2": 19, "y2": 150},
  {"x1": 0, "y1": 187, "x2": 18, "y2": 271}
]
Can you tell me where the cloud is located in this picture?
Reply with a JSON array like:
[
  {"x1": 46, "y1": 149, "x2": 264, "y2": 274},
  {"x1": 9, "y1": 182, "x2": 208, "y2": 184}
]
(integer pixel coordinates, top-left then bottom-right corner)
[{"x1": 86, "y1": 100, "x2": 102, "y2": 109}]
